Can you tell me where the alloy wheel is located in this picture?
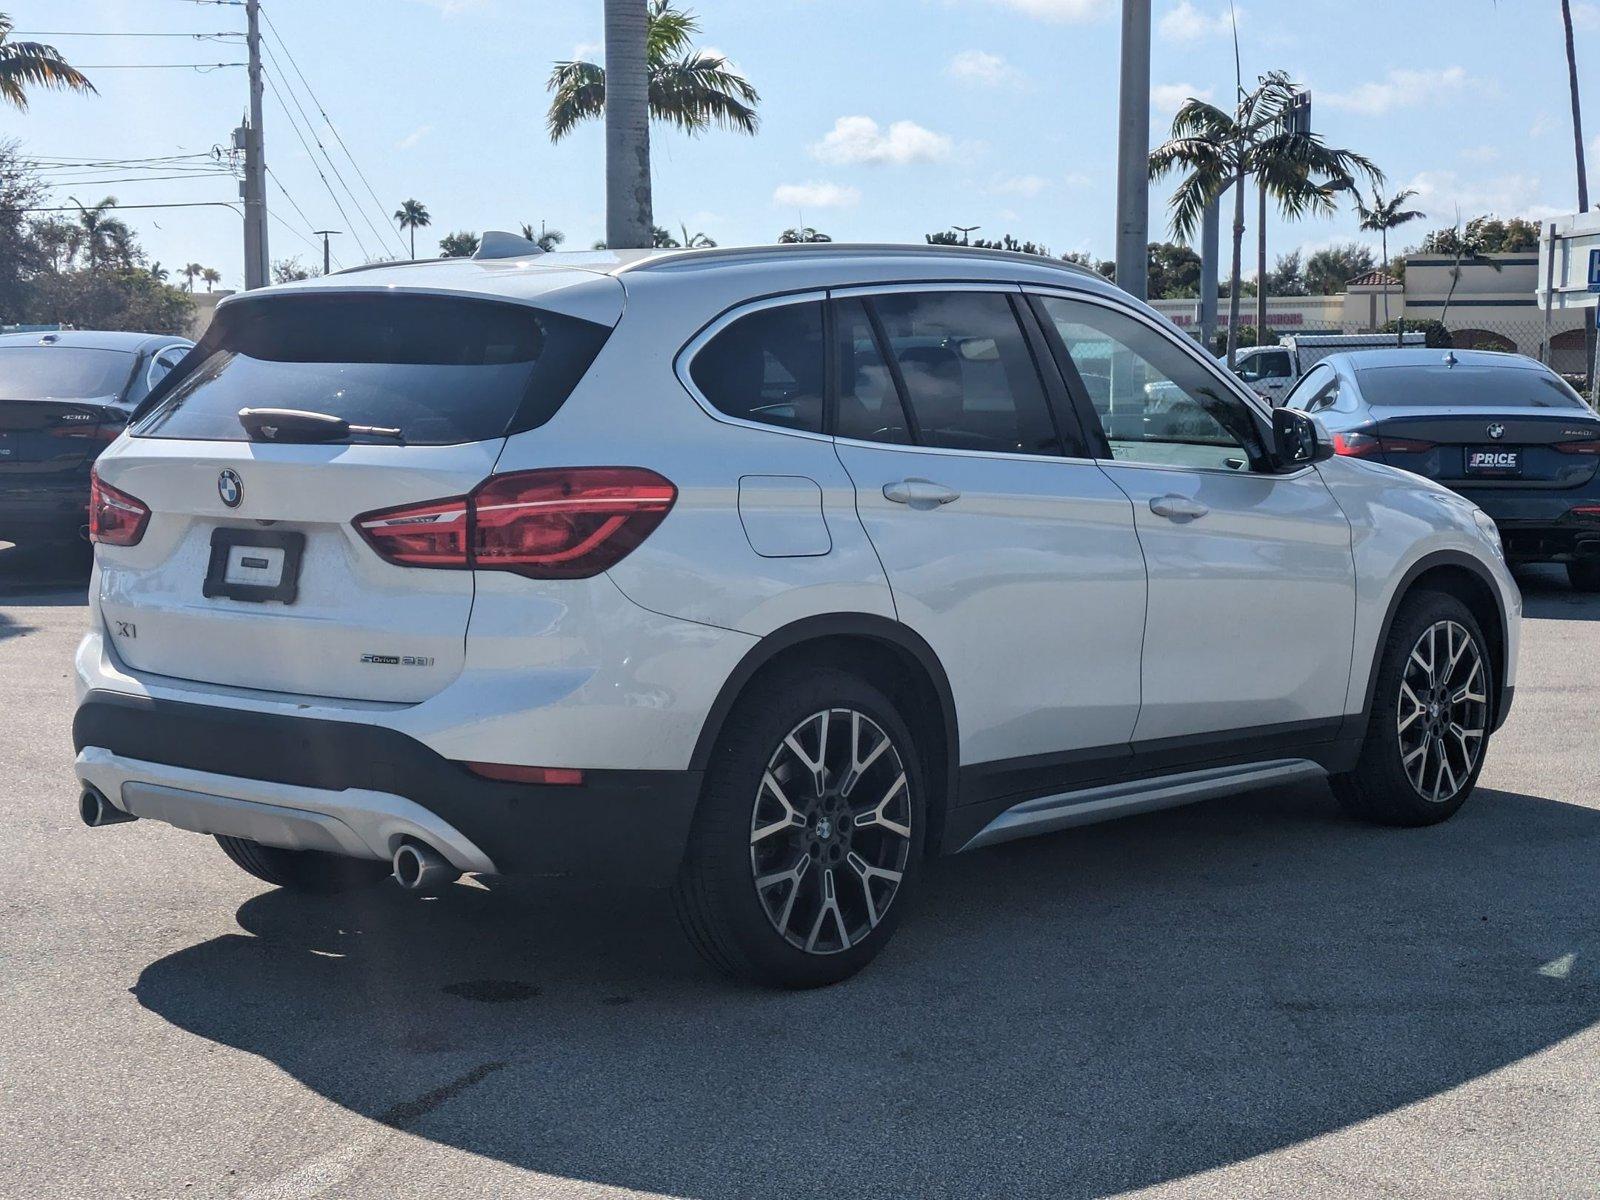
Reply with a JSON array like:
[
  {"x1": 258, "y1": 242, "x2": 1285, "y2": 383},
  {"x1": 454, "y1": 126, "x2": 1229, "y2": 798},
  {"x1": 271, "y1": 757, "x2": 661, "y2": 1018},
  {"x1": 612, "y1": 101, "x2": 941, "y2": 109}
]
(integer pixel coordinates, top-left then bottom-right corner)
[
  {"x1": 1397, "y1": 619, "x2": 1488, "y2": 803},
  {"x1": 749, "y1": 708, "x2": 913, "y2": 955}
]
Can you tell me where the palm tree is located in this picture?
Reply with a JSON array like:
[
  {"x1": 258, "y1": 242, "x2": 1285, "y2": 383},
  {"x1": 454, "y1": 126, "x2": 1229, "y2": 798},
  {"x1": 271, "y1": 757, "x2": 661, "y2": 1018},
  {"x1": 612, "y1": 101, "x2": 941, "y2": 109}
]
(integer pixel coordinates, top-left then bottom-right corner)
[
  {"x1": 519, "y1": 222, "x2": 566, "y2": 252},
  {"x1": 548, "y1": 1, "x2": 759, "y2": 248},
  {"x1": 182, "y1": 262, "x2": 204, "y2": 293},
  {"x1": 0, "y1": 14, "x2": 95, "y2": 110},
  {"x1": 778, "y1": 227, "x2": 831, "y2": 244},
  {"x1": 1561, "y1": 0, "x2": 1595, "y2": 398},
  {"x1": 201, "y1": 267, "x2": 222, "y2": 293},
  {"x1": 1428, "y1": 213, "x2": 1504, "y2": 329},
  {"x1": 148, "y1": 261, "x2": 169, "y2": 283},
  {"x1": 67, "y1": 196, "x2": 128, "y2": 271},
  {"x1": 438, "y1": 231, "x2": 480, "y2": 258},
  {"x1": 1354, "y1": 187, "x2": 1425, "y2": 322},
  {"x1": 678, "y1": 223, "x2": 715, "y2": 248},
  {"x1": 393, "y1": 198, "x2": 430, "y2": 259},
  {"x1": 1150, "y1": 72, "x2": 1380, "y2": 366}
]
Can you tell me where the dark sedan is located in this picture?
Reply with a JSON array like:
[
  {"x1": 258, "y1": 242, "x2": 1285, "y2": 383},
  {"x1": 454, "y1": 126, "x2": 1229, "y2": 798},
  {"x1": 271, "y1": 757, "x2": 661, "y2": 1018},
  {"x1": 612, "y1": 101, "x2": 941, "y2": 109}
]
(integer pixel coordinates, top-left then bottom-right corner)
[
  {"x1": 0, "y1": 330, "x2": 192, "y2": 547},
  {"x1": 1282, "y1": 348, "x2": 1600, "y2": 591}
]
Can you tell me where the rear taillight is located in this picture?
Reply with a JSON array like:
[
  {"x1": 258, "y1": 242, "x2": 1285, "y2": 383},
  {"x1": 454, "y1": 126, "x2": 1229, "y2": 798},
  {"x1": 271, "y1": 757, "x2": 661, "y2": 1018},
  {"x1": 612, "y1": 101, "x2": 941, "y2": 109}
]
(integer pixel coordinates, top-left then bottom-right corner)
[
  {"x1": 1331, "y1": 430, "x2": 1435, "y2": 457},
  {"x1": 1554, "y1": 439, "x2": 1600, "y2": 455},
  {"x1": 88, "y1": 469, "x2": 150, "y2": 547},
  {"x1": 354, "y1": 467, "x2": 676, "y2": 579}
]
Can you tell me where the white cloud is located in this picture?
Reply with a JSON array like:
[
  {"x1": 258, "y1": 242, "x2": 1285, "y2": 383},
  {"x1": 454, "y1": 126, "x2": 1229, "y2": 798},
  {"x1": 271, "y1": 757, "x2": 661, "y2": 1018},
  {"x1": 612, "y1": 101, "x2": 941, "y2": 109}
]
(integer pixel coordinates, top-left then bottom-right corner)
[
  {"x1": 772, "y1": 181, "x2": 861, "y2": 209},
  {"x1": 569, "y1": 40, "x2": 603, "y2": 61},
  {"x1": 404, "y1": 0, "x2": 488, "y2": 15},
  {"x1": 1152, "y1": 82, "x2": 1213, "y2": 112},
  {"x1": 811, "y1": 116, "x2": 953, "y2": 166},
  {"x1": 1460, "y1": 144, "x2": 1500, "y2": 165},
  {"x1": 1530, "y1": 111, "x2": 1555, "y2": 138},
  {"x1": 948, "y1": 50, "x2": 1024, "y2": 88},
  {"x1": 396, "y1": 123, "x2": 433, "y2": 150},
  {"x1": 1572, "y1": 2, "x2": 1599, "y2": 31},
  {"x1": 990, "y1": 174, "x2": 1050, "y2": 197},
  {"x1": 989, "y1": 0, "x2": 1109, "y2": 21},
  {"x1": 1323, "y1": 66, "x2": 1469, "y2": 117},
  {"x1": 1158, "y1": 1, "x2": 1237, "y2": 41},
  {"x1": 1403, "y1": 169, "x2": 1568, "y2": 222}
]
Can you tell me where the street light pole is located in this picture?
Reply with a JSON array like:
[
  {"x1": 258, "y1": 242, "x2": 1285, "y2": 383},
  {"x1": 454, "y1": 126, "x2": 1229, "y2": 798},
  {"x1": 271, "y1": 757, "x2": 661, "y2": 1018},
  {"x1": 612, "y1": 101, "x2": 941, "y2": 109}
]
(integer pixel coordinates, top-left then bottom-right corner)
[
  {"x1": 313, "y1": 230, "x2": 340, "y2": 277},
  {"x1": 1114, "y1": 0, "x2": 1152, "y2": 299}
]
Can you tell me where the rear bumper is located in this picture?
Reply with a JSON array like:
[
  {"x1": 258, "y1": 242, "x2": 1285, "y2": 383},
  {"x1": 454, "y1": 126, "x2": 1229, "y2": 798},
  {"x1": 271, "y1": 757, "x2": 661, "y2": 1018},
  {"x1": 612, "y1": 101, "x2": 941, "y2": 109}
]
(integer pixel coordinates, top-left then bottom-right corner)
[
  {"x1": 73, "y1": 690, "x2": 702, "y2": 886},
  {"x1": 1456, "y1": 491, "x2": 1600, "y2": 563},
  {"x1": 0, "y1": 474, "x2": 91, "y2": 541}
]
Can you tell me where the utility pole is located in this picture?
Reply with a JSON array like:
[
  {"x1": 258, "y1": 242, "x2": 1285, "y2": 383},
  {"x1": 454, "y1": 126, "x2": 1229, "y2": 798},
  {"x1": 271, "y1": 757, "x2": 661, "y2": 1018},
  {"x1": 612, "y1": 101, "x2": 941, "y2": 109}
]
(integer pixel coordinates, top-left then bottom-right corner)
[
  {"x1": 1114, "y1": 0, "x2": 1151, "y2": 299},
  {"x1": 313, "y1": 230, "x2": 340, "y2": 276},
  {"x1": 241, "y1": 0, "x2": 270, "y2": 290}
]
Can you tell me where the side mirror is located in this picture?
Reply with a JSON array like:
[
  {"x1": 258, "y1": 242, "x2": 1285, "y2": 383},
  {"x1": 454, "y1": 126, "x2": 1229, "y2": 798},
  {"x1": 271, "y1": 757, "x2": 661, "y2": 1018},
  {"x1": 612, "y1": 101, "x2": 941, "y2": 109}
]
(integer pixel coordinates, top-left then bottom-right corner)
[{"x1": 1273, "y1": 407, "x2": 1330, "y2": 466}]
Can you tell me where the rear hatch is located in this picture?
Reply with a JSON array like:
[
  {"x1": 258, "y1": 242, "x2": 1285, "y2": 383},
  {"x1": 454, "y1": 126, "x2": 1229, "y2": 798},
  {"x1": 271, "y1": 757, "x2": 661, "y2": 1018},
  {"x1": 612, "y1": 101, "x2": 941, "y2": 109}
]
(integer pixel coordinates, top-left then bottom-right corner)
[
  {"x1": 95, "y1": 289, "x2": 611, "y2": 703},
  {"x1": 0, "y1": 344, "x2": 136, "y2": 476},
  {"x1": 1357, "y1": 363, "x2": 1600, "y2": 488}
]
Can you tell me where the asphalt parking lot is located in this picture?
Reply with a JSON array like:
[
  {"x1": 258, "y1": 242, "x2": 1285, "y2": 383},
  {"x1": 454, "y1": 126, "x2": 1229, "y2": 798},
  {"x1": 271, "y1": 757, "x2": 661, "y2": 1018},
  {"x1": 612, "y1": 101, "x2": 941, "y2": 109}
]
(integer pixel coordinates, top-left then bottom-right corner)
[{"x1": 2, "y1": 539, "x2": 1598, "y2": 1199}]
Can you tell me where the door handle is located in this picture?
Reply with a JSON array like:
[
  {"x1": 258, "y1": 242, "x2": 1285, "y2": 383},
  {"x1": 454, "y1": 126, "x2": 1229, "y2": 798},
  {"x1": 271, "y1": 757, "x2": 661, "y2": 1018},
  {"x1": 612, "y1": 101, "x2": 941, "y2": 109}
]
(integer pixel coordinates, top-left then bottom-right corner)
[
  {"x1": 1148, "y1": 495, "x2": 1209, "y2": 521},
  {"x1": 883, "y1": 479, "x2": 961, "y2": 508}
]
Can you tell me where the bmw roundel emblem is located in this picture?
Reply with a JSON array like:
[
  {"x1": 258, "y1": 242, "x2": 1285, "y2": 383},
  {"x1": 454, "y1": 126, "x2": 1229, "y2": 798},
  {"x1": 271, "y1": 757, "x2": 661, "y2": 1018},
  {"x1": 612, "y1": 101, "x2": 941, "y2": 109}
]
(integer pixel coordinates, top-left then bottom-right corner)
[
  {"x1": 218, "y1": 469, "x2": 243, "y2": 508},
  {"x1": 1487, "y1": 423, "x2": 1505, "y2": 440}
]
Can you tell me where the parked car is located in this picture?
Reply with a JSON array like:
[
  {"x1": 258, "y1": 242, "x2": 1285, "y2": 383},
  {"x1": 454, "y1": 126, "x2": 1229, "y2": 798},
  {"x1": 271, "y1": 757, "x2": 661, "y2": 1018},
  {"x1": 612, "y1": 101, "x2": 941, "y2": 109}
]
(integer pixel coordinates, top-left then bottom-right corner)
[
  {"x1": 73, "y1": 242, "x2": 1518, "y2": 988},
  {"x1": 1282, "y1": 348, "x2": 1600, "y2": 591},
  {"x1": 0, "y1": 330, "x2": 193, "y2": 547},
  {"x1": 1232, "y1": 332, "x2": 1426, "y2": 402}
]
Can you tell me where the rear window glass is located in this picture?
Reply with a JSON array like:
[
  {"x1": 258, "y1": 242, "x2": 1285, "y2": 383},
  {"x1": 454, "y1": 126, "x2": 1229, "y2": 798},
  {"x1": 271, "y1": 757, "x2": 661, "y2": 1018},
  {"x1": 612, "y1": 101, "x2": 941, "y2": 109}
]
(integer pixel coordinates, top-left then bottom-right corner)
[
  {"x1": 0, "y1": 347, "x2": 135, "y2": 401},
  {"x1": 1356, "y1": 364, "x2": 1587, "y2": 410},
  {"x1": 134, "y1": 294, "x2": 609, "y2": 444},
  {"x1": 689, "y1": 301, "x2": 825, "y2": 433}
]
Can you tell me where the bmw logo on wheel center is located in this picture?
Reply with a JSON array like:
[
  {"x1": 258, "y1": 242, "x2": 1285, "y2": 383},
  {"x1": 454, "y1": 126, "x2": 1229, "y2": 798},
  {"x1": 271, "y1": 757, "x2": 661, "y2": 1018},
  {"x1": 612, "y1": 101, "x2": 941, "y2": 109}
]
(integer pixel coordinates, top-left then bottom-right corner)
[{"x1": 217, "y1": 469, "x2": 243, "y2": 508}]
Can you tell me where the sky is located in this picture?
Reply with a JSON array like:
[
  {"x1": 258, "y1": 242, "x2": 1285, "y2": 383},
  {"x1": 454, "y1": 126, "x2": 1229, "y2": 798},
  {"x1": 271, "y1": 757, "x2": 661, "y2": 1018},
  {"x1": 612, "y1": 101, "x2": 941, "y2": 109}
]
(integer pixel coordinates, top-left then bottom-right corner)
[{"x1": 8, "y1": 0, "x2": 1600, "y2": 290}]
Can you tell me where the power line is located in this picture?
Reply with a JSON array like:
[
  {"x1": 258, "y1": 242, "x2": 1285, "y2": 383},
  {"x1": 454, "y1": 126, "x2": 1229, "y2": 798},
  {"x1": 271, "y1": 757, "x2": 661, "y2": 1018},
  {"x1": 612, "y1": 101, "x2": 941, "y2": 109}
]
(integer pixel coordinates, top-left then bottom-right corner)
[
  {"x1": 259, "y1": 7, "x2": 407, "y2": 257},
  {"x1": 258, "y1": 62, "x2": 371, "y2": 260},
  {"x1": 266, "y1": 166, "x2": 343, "y2": 268},
  {"x1": 62, "y1": 62, "x2": 245, "y2": 70},
  {"x1": 32, "y1": 172, "x2": 236, "y2": 187},
  {"x1": 12, "y1": 31, "x2": 242, "y2": 38}
]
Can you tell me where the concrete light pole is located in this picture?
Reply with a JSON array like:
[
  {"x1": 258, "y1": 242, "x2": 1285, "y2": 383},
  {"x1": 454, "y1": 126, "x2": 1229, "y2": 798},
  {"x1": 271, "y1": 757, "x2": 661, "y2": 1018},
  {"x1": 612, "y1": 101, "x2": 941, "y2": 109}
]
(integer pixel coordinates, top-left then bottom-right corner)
[{"x1": 1114, "y1": 0, "x2": 1152, "y2": 299}]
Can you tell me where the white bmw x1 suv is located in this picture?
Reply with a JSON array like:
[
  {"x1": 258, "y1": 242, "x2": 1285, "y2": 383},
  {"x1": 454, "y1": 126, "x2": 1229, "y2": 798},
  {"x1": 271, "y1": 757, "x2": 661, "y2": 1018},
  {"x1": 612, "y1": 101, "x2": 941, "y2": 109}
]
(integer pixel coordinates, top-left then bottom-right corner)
[{"x1": 73, "y1": 239, "x2": 1519, "y2": 988}]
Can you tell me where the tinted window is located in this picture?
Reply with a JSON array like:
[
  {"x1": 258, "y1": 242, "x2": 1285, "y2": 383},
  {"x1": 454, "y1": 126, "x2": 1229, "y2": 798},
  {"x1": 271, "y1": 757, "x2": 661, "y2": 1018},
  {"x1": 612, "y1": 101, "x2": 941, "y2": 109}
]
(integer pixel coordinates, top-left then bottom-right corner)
[
  {"x1": 868, "y1": 291, "x2": 1061, "y2": 456},
  {"x1": 1355, "y1": 364, "x2": 1587, "y2": 409},
  {"x1": 691, "y1": 301, "x2": 825, "y2": 433},
  {"x1": 135, "y1": 295, "x2": 607, "y2": 445},
  {"x1": 1038, "y1": 295, "x2": 1266, "y2": 471},
  {"x1": 0, "y1": 347, "x2": 135, "y2": 401},
  {"x1": 833, "y1": 298, "x2": 911, "y2": 444}
]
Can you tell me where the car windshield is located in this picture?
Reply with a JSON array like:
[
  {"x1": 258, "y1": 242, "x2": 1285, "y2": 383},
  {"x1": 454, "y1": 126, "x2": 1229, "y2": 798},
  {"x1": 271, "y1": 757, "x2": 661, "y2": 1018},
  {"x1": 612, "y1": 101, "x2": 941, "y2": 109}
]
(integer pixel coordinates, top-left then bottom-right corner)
[
  {"x1": 0, "y1": 346, "x2": 135, "y2": 401},
  {"x1": 133, "y1": 293, "x2": 609, "y2": 445},
  {"x1": 1356, "y1": 364, "x2": 1588, "y2": 409}
]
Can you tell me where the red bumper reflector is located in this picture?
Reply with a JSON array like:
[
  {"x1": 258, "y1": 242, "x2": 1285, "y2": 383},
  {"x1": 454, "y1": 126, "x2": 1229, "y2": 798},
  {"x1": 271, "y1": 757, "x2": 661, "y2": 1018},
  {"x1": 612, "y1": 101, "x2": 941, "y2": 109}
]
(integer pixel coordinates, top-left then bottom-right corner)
[{"x1": 464, "y1": 762, "x2": 585, "y2": 785}]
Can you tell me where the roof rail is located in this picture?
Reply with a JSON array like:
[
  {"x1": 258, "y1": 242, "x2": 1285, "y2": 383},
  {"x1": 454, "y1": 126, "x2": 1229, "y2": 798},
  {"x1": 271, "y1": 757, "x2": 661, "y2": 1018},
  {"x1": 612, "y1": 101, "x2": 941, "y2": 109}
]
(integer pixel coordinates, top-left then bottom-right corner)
[
  {"x1": 613, "y1": 241, "x2": 1102, "y2": 280},
  {"x1": 329, "y1": 256, "x2": 453, "y2": 276}
]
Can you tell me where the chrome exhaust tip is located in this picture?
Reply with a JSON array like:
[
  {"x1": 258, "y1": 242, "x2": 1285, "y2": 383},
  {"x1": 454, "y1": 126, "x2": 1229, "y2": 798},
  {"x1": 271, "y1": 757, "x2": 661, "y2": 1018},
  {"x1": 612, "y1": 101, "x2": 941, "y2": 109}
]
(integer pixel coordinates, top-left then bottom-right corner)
[
  {"x1": 79, "y1": 786, "x2": 137, "y2": 827},
  {"x1": 392, "y1": 841, "x2": 460, "y2": 893}
]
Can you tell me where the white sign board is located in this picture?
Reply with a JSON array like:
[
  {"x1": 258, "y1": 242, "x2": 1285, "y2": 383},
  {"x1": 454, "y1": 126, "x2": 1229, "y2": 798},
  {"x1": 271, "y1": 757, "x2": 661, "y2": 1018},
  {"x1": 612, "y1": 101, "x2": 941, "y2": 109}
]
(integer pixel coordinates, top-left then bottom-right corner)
[{"x1": 1537, "y1": 211, "x2": 1600, "y2": 311}]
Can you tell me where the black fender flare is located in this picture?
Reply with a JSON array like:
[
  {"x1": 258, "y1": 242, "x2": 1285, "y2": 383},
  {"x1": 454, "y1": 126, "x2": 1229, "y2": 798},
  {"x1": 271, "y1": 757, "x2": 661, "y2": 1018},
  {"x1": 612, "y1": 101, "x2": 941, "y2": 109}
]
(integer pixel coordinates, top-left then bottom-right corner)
[{"x1": 688, "y1": 612, "x2": 961, "y2": 826}]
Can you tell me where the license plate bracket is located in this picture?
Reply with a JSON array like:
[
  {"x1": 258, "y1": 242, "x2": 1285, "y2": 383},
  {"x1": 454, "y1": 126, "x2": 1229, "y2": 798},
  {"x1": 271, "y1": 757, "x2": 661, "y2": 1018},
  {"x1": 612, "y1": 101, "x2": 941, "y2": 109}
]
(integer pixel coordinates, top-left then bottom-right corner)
[
  {"x1": 1465, "y1": 446, "x2": 1521, "y2": 477},
  {"x1": 203, "y1": 527, "x2": 305, "y2": 603}
]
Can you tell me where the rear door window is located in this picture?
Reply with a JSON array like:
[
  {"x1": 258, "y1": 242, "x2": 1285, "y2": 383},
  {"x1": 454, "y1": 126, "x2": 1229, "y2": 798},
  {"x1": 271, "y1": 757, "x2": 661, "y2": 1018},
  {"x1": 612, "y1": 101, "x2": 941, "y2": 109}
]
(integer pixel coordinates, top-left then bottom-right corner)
[
  {"x1": 689, "y1": 300, "x2": 825, "y2": 433},
  {"x1": 865, "y1": 291, "x2": 1063, "y2": 456},
  {"x1": 134, "y1": 294, "x2": 609, "y2": 444}
]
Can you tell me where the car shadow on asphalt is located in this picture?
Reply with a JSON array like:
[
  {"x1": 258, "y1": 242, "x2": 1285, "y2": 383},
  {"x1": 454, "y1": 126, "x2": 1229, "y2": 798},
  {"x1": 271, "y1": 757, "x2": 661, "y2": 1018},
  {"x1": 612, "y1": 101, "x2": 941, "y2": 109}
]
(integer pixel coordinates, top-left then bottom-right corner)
[
  {"x1": 1514, "y1": 563, "x2": 1600, "y2": 622},
  {"x1": 130, "y1": 781, "x2": 1600, "y2": 1198}
]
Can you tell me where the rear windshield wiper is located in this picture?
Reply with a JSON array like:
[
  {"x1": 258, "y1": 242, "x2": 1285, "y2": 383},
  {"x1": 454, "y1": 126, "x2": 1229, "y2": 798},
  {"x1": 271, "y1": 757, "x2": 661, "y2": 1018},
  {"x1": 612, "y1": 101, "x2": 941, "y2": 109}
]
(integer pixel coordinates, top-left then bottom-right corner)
[{"x1": 238, "y1": 407, "x2": 405, "y2": 444}]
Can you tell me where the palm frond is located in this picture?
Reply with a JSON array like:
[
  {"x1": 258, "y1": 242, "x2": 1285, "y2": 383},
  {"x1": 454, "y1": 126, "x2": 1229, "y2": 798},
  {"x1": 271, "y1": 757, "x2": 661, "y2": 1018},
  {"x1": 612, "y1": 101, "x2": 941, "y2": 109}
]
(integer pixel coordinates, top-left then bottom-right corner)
[
  {"x1": 0, "y1": 40, "x2": 97, "y2": 110},
  {"x1": 649, "y1": 52, "x2": 759, "y2": 135},
  {"x1": 645, "y1": 0, "x2": 699, "y2": 62},
  {"x1": 546, "y1": 59, "x2": 605, "y2": 141}
]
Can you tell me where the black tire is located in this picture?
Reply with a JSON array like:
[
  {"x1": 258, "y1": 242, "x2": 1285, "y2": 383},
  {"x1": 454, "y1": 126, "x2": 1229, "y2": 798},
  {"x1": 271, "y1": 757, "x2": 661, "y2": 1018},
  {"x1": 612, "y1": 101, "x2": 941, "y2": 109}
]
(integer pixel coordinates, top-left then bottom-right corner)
[
  {"x1": 1567, "y1": 560, "x2": 1600, "y2": 593},
  {"x1": 1331, "y1": 589, "x2": 1494, "y2": 827},
  {"x1": 214, "y1": 835, "x2": 393, "y2": 894},
  {"x1": 672, "y1": 667, "x2": 928, "y2": 989}
]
